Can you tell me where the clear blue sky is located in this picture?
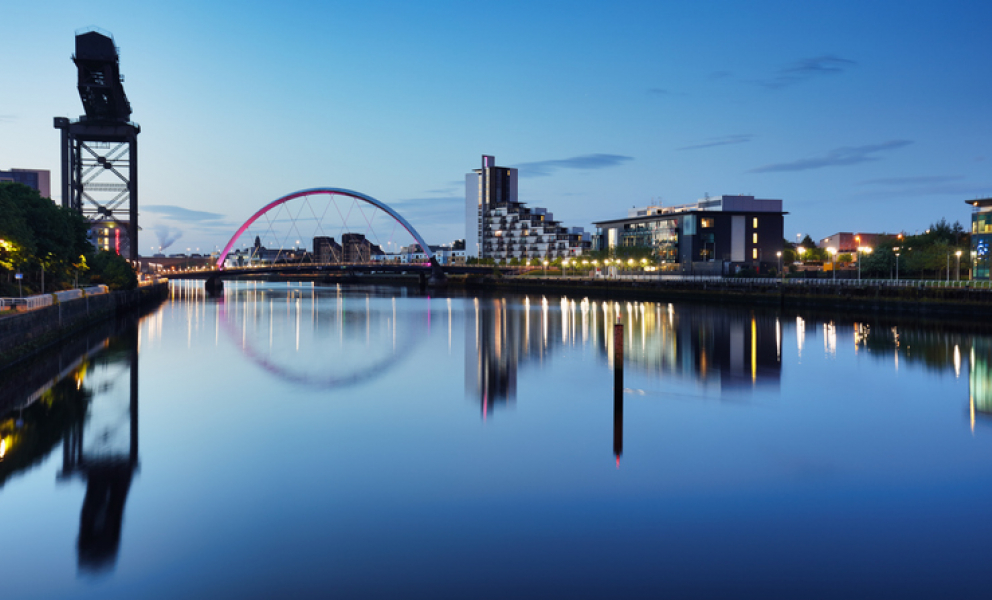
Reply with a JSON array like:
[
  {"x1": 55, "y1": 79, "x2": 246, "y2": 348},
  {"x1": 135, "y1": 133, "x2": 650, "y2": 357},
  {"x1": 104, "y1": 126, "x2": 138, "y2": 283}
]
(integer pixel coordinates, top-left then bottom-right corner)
[{"x1": 1, "y1": 0, "x2": 989, "y2": 253}]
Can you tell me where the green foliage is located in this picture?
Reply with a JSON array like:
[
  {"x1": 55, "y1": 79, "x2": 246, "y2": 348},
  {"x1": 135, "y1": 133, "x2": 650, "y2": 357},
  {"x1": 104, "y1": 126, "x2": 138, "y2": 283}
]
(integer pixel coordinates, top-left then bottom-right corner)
[
  {"x1": 89, "y1": 250, "x2": 137, "y2": 290},
  {"x1": 0, "y1": 182, "x2": 92, "y2": 295},
  {"x1": 837, "y1": 253, "x2": 854, "y2": 264}
]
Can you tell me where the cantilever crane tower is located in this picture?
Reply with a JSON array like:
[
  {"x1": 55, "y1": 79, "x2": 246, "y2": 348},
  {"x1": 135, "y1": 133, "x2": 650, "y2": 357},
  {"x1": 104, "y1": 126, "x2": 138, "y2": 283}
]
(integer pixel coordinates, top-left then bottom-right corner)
[{"x1": 55, "y1": 29, "x2": 140, "y2": 260}]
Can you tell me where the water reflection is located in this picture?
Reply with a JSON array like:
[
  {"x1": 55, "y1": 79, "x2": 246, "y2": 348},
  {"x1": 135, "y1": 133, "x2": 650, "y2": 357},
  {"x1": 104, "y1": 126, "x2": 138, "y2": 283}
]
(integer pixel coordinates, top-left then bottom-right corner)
[
  {"x1": 467, "y1": 296, "x2": 784, "y2": 417},
  {"x1": 0, "y1": 316, "x2": 141, "y2": 573},
  {"x1": 204, "y1": 281, "x2": 423, "y2": 388}
]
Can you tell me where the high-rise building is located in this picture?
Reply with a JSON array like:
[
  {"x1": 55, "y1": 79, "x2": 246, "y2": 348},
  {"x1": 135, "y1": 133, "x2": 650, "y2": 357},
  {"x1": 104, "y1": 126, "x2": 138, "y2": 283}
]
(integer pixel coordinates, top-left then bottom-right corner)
[
  {"x1": 465, "y1": 155, "x2": 589, "y2": 261},
  {"x1": 0, "y1": 169, "x2": 51, "y2": 199}
]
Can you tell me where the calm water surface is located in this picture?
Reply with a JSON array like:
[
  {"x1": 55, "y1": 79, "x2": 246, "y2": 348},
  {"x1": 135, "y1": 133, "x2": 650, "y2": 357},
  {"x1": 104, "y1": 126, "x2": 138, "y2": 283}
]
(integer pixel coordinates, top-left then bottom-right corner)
[{"x1": 2, "y1": 280, "x2": 991, "y2": 598}]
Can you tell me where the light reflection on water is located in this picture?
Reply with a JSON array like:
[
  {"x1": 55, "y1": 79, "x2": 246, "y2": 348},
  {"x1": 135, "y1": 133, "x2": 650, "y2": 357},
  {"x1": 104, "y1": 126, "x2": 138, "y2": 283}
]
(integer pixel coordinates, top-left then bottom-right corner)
[{"x1": 2, "y1": 280, "x2": 992, "y2": 598}]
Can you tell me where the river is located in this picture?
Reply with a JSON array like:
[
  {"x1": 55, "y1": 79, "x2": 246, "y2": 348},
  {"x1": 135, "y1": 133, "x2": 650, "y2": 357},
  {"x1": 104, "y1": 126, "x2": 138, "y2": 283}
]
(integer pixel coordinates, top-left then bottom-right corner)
[{"x1": 1, "y1": 280, "x2": 990, "y2": 599}]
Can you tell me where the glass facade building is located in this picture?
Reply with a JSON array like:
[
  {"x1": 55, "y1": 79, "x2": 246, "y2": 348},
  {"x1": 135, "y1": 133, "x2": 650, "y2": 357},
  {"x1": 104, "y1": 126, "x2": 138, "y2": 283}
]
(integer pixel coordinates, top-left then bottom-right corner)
[
  {"x1": 594, "y1": 195, "x2": 785, "y2": 276},
  {"x1": 968, "y1": 198, "x2": 992, "y2": 280}
]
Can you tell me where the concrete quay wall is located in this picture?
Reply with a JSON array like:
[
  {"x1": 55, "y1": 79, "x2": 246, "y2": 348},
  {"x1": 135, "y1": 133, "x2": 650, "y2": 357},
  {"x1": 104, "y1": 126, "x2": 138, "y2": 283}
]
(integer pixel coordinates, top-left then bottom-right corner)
[
  {"x1": 464, "y1": 277, "x2": 992, "y2": 316},
  {"x1": 0, "y1": 282, "x2": 168, "y2": 367}
]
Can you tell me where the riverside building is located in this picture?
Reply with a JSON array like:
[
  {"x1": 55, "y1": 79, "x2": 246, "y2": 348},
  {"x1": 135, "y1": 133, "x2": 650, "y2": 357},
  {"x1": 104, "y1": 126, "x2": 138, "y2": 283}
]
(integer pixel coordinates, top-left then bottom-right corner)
[
  {"x1": 0, "y1": 168, "x2": 51, "y2": 198},
  {"x1": 593, "y1": 195, "x2": 785, "y2": 275},
  {"x1": 465, "y1": 155, "x2": 590, "y2": 262},
  {"x1": 967, "y1": 197, "x2": 992, "y2": 280}
]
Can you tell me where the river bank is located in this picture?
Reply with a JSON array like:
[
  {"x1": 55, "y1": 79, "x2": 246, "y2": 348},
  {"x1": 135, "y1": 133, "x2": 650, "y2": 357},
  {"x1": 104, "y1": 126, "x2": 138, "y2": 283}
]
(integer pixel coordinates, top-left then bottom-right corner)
[
  {"x1": 451, "y1": 275, "x2": 992, "y2": 316},
  {"x1": 0, "y1": 281, "x2": 168, "y2": 368}
]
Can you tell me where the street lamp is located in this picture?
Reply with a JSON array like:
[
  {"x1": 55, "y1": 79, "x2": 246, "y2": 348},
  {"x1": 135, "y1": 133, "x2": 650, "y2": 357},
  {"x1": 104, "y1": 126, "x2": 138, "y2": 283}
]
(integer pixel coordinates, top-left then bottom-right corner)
[
  {"x1": 827, "y1": 247, "x2": 837, "y2": 281},
  {"x1": 543, "y1": 259, "x2": 549, "y2": 277},
  {"x1": 956, "y1": 250, "x2": 963, "y2": 281},
  {"x1": 776, "y1": 251, "x2": 782, "y2": 281},
  {"x1": 857, "y1": 246, "x2": 872, "y2": 281},
  {"x1": 894, "y1": 248, "x2": 901, "y2": 281}
]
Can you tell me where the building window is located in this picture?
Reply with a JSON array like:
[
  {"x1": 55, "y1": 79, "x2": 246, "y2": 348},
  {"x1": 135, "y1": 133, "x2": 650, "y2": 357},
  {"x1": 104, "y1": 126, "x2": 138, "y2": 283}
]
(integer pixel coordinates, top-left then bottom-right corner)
[
  {"x1": 752, "y1": 248, "x2": 758, "y2": 260},
  {"x1": 701, "y1": 218, "x2": 714, "y2": 228},
  {"x1": 752, "y1": 232, "x2": 758, "y2": 244}
]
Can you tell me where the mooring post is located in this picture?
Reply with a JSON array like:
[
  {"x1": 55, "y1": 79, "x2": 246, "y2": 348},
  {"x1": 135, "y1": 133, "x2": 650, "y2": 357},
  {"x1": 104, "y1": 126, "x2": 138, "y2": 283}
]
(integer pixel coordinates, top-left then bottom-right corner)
[{"x1": 614, "y1": 319, "x2": 624, "y2": 464}]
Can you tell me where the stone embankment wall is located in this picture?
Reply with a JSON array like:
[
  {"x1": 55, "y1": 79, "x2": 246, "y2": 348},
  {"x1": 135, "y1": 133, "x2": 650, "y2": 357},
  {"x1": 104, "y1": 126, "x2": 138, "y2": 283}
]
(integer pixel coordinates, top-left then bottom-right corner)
[
  {"x1": 0, "y1": 282, "x2": 168, "y2": 367},
  {"x1": 466, "y1": 277, "x2": 992, "y2": 315}
]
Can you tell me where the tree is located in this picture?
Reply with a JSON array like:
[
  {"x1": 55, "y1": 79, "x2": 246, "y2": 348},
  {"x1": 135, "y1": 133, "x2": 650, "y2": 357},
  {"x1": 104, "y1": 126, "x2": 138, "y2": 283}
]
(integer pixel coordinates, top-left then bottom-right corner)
[
  {"x1": 0, "y1": 182, "x2": 92, "y2": 295},
  {"x1": 89, "y1": 250, "x2": 137, "y2": 290}
]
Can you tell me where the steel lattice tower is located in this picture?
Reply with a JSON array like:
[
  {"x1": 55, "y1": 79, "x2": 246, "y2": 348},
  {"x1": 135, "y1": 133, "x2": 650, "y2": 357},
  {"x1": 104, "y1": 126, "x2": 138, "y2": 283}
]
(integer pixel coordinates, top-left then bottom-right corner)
[{"x1": 54, "y1": 29, "x2": 140, "y2": 260}]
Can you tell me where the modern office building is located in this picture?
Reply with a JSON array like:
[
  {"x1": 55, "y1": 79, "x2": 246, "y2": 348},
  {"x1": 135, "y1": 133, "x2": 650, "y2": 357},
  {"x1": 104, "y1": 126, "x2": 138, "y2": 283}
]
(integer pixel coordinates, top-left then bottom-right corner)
[
  {"x1": 593, "y1": 195, "x2": 786, "y2": 275},
  {"x1": 0, "y1": 169, "x2": 51, "y2": 198},
  {"x1": 967, "y1": 197, "x2": 992, "y2": 280},
  {"x1": 465, "y1": 155, "x2": 590, "y2": 261},
  {"x1": 818, "y1": 232, "x2": 897, "y2": 253},
  {"x1": 90, "y1": 220, "x2": 132, "y2": 257}
]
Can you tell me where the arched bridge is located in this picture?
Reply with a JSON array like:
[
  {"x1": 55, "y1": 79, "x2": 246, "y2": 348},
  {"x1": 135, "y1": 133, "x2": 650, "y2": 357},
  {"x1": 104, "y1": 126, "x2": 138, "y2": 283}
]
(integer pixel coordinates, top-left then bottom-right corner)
[
  {"x1": 216, "y1": 188, "x2": 435, "y2": 269},
  {"x1": 169, "y1": 187, "x2": 512, "y2": 285}
]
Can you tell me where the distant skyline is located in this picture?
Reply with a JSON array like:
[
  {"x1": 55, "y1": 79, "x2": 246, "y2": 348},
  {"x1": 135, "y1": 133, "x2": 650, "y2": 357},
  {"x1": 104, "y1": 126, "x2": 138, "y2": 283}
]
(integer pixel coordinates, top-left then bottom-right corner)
[{"x1": 1, "y1": 0, "x2": 989, "y2": 253}]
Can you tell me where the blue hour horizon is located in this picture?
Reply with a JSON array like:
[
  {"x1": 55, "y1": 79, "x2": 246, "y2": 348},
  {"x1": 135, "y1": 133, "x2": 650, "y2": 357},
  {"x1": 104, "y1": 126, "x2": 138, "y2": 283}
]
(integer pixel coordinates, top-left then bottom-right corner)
[{"x1": 1, "y1": 0, "x2": 989, "y2": 253}]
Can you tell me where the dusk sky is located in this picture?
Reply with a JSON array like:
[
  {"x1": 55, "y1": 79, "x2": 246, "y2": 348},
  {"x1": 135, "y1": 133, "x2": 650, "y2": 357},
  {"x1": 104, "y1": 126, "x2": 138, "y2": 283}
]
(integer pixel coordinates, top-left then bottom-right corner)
[{"x1": 1, "y1": 0, "x2": 989, "y2": 253}]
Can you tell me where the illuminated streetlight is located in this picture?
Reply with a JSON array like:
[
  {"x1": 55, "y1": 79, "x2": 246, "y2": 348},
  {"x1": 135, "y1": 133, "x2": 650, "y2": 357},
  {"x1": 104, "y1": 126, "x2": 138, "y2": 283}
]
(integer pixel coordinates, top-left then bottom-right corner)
[
  {"x1": 776, "y1": 251, "x2": 782, "y2": 280},
  {"x1": 856, "y1": 246, "x2": 872, "y2": 282},
  {"x1": 956, "y1": 249, "x2": 963, "y2": 281}
]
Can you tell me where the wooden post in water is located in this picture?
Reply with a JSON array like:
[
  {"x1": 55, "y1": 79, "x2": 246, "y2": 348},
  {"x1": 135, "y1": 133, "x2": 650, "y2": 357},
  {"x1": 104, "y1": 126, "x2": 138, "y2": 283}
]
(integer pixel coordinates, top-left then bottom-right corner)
[{"x1": 613, "y1": 321, "x2": 624, "y2": 464}]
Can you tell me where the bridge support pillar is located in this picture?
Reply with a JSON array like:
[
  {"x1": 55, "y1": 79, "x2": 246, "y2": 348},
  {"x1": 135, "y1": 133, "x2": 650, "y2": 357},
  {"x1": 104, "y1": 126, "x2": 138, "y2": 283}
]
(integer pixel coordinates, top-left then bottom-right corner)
[
  {"x1": 205, "y1": 275, "x2": 224, "y2": 295},
  {"x1": 428, "y1": 257, "x2": 448, "y2": 288}
]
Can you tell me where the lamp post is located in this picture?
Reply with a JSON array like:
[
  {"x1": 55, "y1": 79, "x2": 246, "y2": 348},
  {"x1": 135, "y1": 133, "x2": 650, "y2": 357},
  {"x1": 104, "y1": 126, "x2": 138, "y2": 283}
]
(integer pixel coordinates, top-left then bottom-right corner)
[
  {"x1": 956, "y1": 250, "x2": 962, "y2": 282},
  {"x1": 543, "y1": 259, "x2": 548, "y2": 277},
  {"x1": 946, "y1": 252, "x2": 950, "y2": 282},
  {"x1": 895, "y1": 250, "x2": 900, "y2": 281},
  {"x1": 856, "y1": 246, "x2": 872, "y2": 282},
  {"x1": 776, "y1": 251, "x2": 782, "y2": 281},
  {"x1": 827, "y1": 247, "x2": 837, "y2": 281}
]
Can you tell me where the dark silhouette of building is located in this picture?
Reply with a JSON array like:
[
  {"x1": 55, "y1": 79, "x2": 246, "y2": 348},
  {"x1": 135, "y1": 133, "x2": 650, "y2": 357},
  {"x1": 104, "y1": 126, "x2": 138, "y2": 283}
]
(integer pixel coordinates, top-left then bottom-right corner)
[{"x1": 314, "y1": 236, "x2": 342, "y2": 263}]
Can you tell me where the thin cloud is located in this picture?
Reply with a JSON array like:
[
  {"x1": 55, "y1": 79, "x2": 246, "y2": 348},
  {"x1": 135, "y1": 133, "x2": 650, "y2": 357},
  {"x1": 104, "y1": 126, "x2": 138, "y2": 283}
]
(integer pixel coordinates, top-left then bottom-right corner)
[
  {"x1": 853, "y1": 175, "x2": 990, "y2": 199},
  {"x1": 860, "y1": 175, "x2": 961, "y2": 186},
  {"x1": 0, "y1": 115, "x2": 16, "y2": 123},
  {"x1": 143, "y1": 204, "x2": 227, "y2": 222},
  {"x1": 514, "y1": 154, "x2": 634, "y2": 178},
  {"x1": 709, "y1": 71, "x2": 732, "y2": 80},
  {"x1": 647, "y1": 88, "x2": 670, "y2": 95},
  {"x1": 678, "y1": 134, "x2": 754, "y2": 151},
  {"x1": 758, "y1": 55, "x2": 856, "y2": 89},
  {"x1": 749, "y1": 140, "x2": 912, "y2": 173}
]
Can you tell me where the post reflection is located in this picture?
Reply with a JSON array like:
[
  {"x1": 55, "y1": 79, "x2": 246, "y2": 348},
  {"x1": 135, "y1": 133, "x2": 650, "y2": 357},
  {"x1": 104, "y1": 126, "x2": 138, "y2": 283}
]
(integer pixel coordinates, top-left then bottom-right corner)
[
  {"x1": 467, "y1": 296, "x2": 784, "y2": 419},
  {"x1": 0, "y1": 316, "x2": 141, "y2": 573}
]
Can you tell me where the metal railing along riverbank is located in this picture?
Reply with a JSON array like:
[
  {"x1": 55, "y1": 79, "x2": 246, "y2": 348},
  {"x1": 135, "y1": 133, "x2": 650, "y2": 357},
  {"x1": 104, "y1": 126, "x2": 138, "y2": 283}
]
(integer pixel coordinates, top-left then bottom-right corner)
[
  {"x1": 1, "y1": 285, "x2": 110, "y2": 314},
  {"x1": 536, "y1": 273, "x2": 992, "y2": 290}
]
